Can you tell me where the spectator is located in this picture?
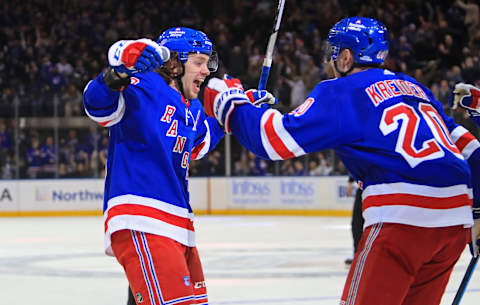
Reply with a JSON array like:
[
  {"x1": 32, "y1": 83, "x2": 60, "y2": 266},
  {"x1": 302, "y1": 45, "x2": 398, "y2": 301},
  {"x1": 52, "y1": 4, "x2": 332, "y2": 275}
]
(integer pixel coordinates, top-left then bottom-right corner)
[
  {"x1": 247, "y1": 151, "x2": 268, "y2": 176},
  {"x1": 40, "y1": 135, "x2": 56, "y2": 178},
  {"x1": 61, "y1": 84, "x2": 83, "y2": 117},
  {"x1": 26, "y1": 137, "x2": 43, "y2": 178},
  {"x1": 56, "y1": 56, "x2": 74, "y2": 77},
  {"x1": 0, "y1": 121, "x2": 12, "y2": 151},
  {"x1": 438, "y1": 34, "x2": 462, "y2": 69},
  {"x1": 292, "y1": 159, "x2": 306, "y2": 176},
  {"x1": 285, "y1": 70, "x2": 307, "y2": 108},
  {"x1": 1, "y1": 154, "x2": 14, "y2": 179},
  {"x1": 455, "y1": 0, "x2": 479, "y2": 44},
  {"x1": 437, "y1": 79, "x2": 452, "y2": 110},
  {"x1": 2, "y1": 0, "x2": 480, "y2": 179}
]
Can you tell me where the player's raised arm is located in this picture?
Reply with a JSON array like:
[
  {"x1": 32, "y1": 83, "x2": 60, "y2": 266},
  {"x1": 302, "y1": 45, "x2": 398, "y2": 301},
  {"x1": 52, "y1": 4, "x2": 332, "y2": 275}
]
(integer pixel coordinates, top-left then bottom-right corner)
[
  {"x1": 83, "y1": 39, "x2": 169, "y2": 127},
  {"x1": 201, "y1": 74, "x2": 336, "y2": 161}
]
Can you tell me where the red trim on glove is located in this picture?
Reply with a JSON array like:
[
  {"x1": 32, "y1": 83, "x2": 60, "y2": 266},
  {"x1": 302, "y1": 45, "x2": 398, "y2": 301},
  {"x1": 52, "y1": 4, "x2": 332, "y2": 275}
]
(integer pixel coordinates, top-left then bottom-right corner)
[{"x1": 121, "y1": 42, "x2": 148, "y2": 67}]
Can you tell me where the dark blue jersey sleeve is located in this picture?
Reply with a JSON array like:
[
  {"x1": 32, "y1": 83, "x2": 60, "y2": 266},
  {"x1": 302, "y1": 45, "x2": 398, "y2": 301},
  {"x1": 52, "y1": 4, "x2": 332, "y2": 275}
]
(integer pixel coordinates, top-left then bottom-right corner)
[
  {"x1": 83, "y1": 73, "x2": 125, "y2": 127},
  {"x1": 228, "y1": 82, "x2": 362, "y2": 160}
]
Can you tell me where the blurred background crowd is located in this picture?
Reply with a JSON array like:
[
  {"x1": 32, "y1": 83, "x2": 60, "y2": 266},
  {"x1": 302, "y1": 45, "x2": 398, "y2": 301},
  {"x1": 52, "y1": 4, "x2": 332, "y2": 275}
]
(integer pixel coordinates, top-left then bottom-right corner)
[{"x1": 1, "y1": 0, "x2": 479, "y2": 179}]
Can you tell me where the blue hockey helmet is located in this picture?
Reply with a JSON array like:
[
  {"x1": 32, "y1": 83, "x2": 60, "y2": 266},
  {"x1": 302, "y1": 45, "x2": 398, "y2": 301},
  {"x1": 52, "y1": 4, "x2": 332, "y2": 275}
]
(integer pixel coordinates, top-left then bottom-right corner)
[
  {"x1": 326, "y1": 17, "x2": 389, "y2": 65},
  {"x1": 157, "y1": 27, "x2": 218, "y2": 72}
]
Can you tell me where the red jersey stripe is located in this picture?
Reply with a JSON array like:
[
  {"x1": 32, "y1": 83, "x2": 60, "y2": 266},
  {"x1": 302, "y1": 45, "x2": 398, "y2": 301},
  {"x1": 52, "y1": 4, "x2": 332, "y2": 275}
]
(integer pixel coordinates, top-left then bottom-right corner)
[
  {"x1": 264, "y1": 113, "x2": 295, "y2": 159},
  {"x1": 99, "y1": 119, "x2": 113, "y2": 127},
  {"x1": 105, "y1": 204, "x2": 194, "y2": 232},
  {"x1": 191, "y1": 142, "x2": 206, "y2": 160},
  {"x1": 455, "y1": 132, "x2": 476, "y2": 152},
  {"x1": 363, "y1": 193, "x2": 472, "y2": 210}
]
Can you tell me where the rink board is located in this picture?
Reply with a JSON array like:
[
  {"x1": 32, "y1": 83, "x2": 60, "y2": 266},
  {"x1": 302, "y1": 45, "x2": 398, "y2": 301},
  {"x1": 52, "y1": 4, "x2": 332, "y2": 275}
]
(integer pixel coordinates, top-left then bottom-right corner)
[{"x1": 0, "y1": 176, "x2": 356, "y2": 216}]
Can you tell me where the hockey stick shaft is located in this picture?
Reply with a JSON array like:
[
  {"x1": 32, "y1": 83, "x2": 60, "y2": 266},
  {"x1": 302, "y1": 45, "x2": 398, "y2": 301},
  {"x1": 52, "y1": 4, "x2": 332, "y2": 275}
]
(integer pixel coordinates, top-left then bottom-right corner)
[
  {"x1": 451, "y1": 255, "x2": 478, "y2": 305},
  {"x1": 258, "y1": 0, "x2": 285, "y2": 90}
]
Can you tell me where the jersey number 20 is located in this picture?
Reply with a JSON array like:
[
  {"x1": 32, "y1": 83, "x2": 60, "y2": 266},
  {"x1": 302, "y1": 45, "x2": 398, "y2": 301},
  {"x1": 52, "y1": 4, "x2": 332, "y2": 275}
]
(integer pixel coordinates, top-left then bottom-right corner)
[{"x1": 380, "y1": 102, "x2": 462, "y2": 168}]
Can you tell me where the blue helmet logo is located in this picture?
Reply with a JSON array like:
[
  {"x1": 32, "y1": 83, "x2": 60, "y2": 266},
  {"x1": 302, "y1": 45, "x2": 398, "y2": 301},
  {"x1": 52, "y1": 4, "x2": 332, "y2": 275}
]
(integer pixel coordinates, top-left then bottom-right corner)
[
  {"x1": 157, "y1": 27, "x2": 218, "y2": 72},
  {"x1": 327, "y1": 17, "x2": 389, "y2": 65}
]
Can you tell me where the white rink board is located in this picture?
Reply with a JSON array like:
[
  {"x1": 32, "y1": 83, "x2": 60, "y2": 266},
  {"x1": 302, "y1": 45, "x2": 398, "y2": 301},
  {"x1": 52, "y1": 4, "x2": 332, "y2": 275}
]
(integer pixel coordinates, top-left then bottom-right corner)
[
  {"x1": 213, "y1": 176, "x2": 358, "y2": 210},
  {"x1": 0, "y1": 180, "x2": 18, "y2": 211},
  {"x1": 0, "y1": 177, "x2": 357, "y2": 214},
  {"x1": 0, "y1": 179, "x2": 104, "y2": 212}
]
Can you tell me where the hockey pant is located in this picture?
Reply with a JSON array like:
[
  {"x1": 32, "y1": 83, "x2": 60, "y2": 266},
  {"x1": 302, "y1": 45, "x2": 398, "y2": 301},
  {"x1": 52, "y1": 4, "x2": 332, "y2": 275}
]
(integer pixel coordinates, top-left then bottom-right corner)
[
  {"x1": 111, "y1": 230, "x2": 208, "y2": 305},
  {"x1": 341, "y1": 223, "x2": 468, "y2": 305}
]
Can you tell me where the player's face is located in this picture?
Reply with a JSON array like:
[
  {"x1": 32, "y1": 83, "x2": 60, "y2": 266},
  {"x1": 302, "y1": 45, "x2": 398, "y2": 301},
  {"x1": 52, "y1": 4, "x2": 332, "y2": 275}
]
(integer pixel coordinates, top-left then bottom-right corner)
[{"x1": 182, "y1": 53, "x2": 211, "y2": 100}]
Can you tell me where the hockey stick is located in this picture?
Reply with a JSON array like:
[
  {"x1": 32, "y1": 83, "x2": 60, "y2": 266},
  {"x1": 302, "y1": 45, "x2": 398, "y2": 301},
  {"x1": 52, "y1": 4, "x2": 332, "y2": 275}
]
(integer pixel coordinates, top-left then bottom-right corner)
[
  {"x1": 258, "y1": 0, "x2": 286, "y2": 90},
  {"x1": 451, "y1": 255, "x2": 479, "y2": 305}
]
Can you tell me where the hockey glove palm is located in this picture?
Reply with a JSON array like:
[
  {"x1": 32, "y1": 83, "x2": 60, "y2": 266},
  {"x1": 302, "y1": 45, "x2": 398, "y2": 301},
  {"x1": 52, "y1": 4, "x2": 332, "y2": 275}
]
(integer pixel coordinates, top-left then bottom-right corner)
[{"x1": 108, "y1": 39, "x2": 170, "y2": 76}]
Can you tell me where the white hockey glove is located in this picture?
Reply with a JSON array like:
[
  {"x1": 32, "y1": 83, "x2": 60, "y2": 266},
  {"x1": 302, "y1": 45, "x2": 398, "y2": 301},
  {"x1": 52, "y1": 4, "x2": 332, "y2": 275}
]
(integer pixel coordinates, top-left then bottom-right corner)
[
  {"x1": 450, "y1": 83, "x2": 480, "y2": 113},
  {"x1": 203, "y1": 75, "x2": 251, "y2": 133},
  {"x1": 203, "y1": 74, "x2": 244, "y2": 118},
  {"x1": 245, "y1": 89, "x2": 277, "y2": 106},
  {"x1": 108, "y1": 39, "x2": 170, "y2": 76}
]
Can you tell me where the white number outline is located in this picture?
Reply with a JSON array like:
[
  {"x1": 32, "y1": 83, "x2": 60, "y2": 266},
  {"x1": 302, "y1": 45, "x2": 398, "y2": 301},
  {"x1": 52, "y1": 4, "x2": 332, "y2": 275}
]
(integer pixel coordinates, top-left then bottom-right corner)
[{"x1": 380, "y1": 102, "x2": 449, "y2": 168}]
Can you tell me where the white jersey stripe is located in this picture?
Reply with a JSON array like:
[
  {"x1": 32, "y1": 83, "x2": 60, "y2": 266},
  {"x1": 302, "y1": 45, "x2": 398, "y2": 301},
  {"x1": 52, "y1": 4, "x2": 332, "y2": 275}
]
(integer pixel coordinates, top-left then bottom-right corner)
[
  {"x1": 192, "y1": 121, "x2": 211, "y2": 160},
  {"x1": 363, "y1": 205, "x2": 473, "y2": 229},
  {"x1": 260, "y1": 109, "x2": 282, "y2": 160},
  {"x1": 105, "y1": 215, "x2": 196, "y2": 255},
  {"x1": 462, "y1": 140, "x2": 480, "y2": 159},
  {"x1": 84, "y1": 92, "x2": 126, "y2": 127},
  {"x1": 271, "y1": 110, "x2": 306, "y2": 157},
  {"x1": 260, "y1": 109, "x2": 305, "y2": 160},
  {"x1": 450, "y1": 125, "x2": 480, "y2": 159},
  {"x1": 363, "y1": 182, "x2": 471, "y2": 199},
  {"x1": 105, "y1": 194, "x2": 193, "y2": 220},
  {"x1": 450, "y1": 126, "x2": 468, "y2": 142}
]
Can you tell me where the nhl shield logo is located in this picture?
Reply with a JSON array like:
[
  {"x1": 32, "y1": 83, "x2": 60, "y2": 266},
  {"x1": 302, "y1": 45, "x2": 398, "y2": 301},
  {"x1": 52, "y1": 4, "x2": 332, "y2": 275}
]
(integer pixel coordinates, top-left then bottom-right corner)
[
  {"x1": 184, "y1": 276, "x2": 191, "y2": 286},
  {"x1": 136, "y1": 292, "x2": 144, "y2": 303}
]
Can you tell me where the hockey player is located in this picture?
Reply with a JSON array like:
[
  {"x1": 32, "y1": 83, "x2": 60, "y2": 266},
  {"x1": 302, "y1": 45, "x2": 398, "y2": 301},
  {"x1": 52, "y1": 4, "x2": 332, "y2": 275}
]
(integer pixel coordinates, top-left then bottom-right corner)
[
  {"x1": 83, "y1": 27, "x2": 227, "y2": 305},
  {"x1": 204, "y1": 17, "x2": 480, "y2": 305}
]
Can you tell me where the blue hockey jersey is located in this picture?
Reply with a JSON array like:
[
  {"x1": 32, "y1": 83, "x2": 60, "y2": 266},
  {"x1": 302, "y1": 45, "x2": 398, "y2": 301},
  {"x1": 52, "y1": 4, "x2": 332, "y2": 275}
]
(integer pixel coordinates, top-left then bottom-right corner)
[
  {"x1": 83, "y1": 72, "x2": 224, "y2": 255},
  {"x1": 229, "y1": 69, "x2": 480, "y2": 229}
]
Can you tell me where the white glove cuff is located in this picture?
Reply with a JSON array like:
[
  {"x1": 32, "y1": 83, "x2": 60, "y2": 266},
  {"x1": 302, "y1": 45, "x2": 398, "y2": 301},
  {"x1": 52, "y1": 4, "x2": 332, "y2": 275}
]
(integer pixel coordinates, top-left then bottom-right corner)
[
  {"x1": 213, "y1": 88, "x2": 249, "y2": 133},
  {"x1": 108, "y1": 40, "x2": 130, "y2": 67}
]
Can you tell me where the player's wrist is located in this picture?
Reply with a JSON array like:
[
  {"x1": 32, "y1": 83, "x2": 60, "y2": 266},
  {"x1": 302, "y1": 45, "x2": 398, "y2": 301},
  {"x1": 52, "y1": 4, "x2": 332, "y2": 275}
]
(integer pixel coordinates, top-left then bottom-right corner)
[{"x1": 103, "y1": 67, "x2": 131, "y2": 91}]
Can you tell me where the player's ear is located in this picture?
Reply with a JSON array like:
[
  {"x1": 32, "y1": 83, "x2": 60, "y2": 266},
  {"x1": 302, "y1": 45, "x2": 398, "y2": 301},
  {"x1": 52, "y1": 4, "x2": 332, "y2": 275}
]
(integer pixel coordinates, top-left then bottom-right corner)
[
  {"x1": 345, "y1": 49, "x2": 355, "y2": 68},
  {"x1": 336, "y1": 49, "x2": 354, "y2": 73}
]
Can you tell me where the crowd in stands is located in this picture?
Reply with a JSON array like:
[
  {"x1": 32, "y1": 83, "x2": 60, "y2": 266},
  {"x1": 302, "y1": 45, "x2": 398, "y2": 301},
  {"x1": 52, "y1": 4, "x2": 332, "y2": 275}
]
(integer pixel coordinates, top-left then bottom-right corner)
[{"x1": 1, "y1": 0, "x2": 479, "y2": 179}]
